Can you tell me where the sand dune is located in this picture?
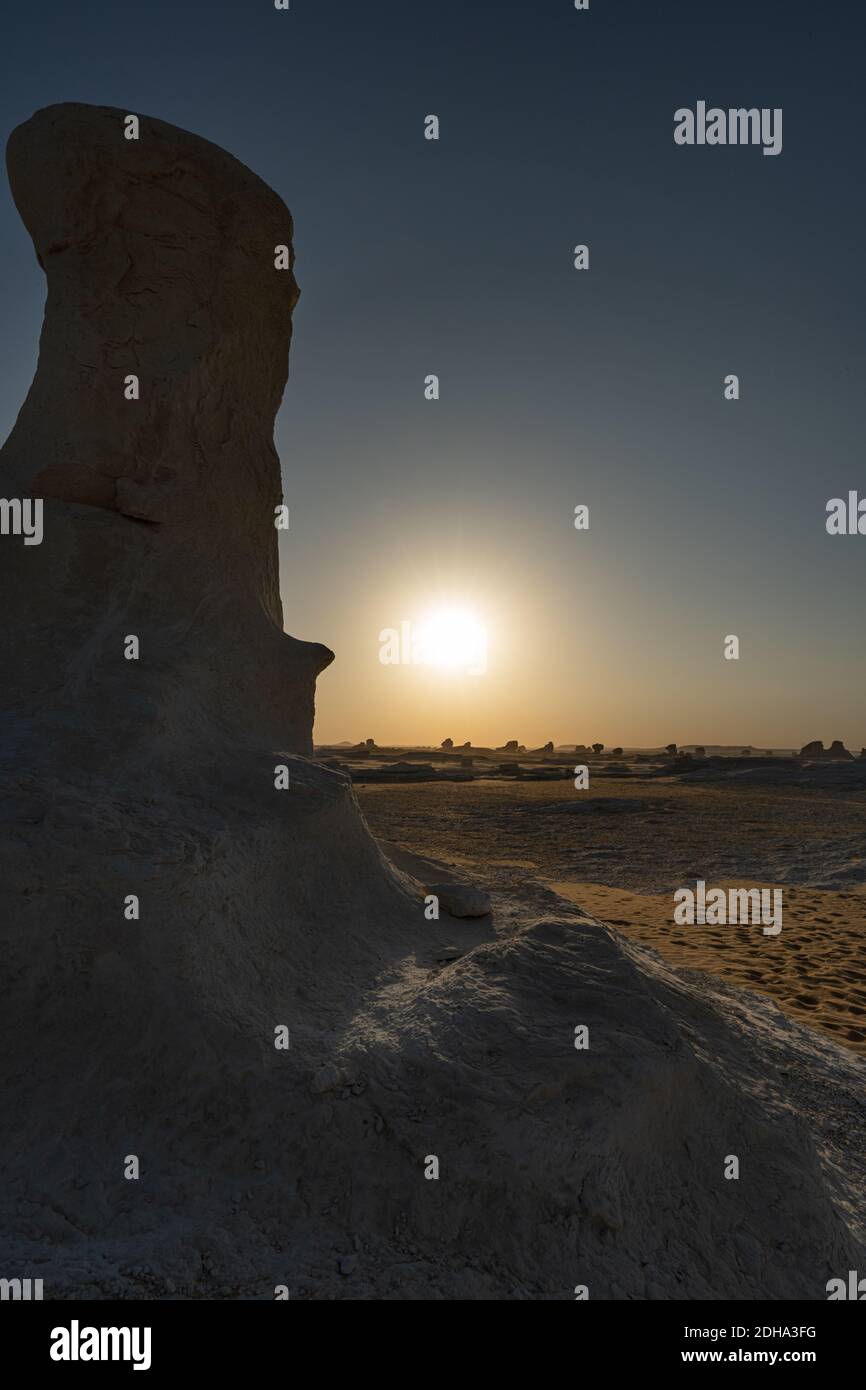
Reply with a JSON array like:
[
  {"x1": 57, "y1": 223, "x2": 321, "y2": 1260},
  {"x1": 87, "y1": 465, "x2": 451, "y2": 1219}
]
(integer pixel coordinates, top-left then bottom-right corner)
[
  {"x1": 546, "y1": 881, "x2": 866, "y2": 1053},
  {"x1": 361, "y1": 779, "x2": 866, "y2": 1057}
]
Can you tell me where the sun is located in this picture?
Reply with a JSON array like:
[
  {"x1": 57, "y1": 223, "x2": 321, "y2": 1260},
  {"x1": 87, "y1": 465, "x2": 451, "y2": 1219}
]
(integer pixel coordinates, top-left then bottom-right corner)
[{"x1": 417, "y1": 606, "x2": 488, "y2": 674}]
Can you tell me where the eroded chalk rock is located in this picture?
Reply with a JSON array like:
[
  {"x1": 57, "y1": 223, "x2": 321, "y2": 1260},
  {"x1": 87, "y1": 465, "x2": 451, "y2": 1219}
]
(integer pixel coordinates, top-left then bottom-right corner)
[
  {"x1": 426, "y1": 881, "x2": 491, "y2": 918},
  {"x1": 799, "y1": 739, "x2": 854, "y2": 760},
  {"x1": 0, "y1": 102, "x2": 331, "y2": 758}
]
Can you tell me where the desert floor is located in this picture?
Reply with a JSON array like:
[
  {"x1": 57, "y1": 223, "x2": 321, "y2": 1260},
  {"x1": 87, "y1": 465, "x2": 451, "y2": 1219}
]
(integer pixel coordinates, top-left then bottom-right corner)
[{"x1": 358, "y1": 776, "x2": 866, "y2": 1054}]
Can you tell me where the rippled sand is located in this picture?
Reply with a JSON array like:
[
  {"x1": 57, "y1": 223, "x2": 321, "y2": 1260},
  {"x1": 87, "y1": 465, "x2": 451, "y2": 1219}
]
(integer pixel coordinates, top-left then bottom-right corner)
[{"x1": 358, "y1": 774, "x2": 866, "y2": 1054}]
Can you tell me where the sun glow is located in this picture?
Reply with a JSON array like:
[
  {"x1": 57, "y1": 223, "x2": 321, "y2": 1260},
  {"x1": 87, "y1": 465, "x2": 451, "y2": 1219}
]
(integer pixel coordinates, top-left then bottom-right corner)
[{"x1": 417, "y1": 606, "x2": 488, "y2": 674}]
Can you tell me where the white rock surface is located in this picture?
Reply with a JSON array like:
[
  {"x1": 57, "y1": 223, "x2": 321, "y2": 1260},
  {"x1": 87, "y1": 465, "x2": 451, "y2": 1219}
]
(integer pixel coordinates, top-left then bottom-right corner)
[{"x1": 425, "y1": 882, "x2": 491, "y2": 918}]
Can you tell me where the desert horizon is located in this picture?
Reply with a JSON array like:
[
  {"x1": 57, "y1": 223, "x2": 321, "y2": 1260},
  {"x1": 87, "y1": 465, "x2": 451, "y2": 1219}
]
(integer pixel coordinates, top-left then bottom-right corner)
[{"x1": 316, "y1": 738, "x2": 862, "y2": 753}]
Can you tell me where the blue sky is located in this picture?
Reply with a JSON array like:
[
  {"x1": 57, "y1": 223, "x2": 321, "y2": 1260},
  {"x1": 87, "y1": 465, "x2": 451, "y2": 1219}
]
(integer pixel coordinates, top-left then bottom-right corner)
[{"x1": 1, "y1": 1, "x2": 864, "y2": 746}]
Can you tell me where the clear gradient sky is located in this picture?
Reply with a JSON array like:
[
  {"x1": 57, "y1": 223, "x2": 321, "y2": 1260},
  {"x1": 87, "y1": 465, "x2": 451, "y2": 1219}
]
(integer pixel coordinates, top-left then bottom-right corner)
[{"x1": 2, "y1": 1, "x2": 865, "y2": 748}]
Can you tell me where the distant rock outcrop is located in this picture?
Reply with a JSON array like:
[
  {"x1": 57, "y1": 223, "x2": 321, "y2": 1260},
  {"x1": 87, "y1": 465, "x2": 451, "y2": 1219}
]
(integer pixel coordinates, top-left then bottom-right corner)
[
  {"x1": 799, "y1": 740, "x2": 854, "y2": 760},
  {"x1": 828, "y1": 740, "x2": 853, "y2": 759}
]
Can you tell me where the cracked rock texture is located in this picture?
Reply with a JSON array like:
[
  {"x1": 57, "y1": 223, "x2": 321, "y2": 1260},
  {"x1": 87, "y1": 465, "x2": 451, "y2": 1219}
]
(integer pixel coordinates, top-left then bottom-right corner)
[{"x1": 0, "y1": 104, "x2": 863, "y2": 1301}]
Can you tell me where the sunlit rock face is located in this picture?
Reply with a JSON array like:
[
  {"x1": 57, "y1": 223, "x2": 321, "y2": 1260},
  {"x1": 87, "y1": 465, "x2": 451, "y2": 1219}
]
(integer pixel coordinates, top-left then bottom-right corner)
[{"x1": 0, "y1": 102, "x2": 331, "y2": 759}]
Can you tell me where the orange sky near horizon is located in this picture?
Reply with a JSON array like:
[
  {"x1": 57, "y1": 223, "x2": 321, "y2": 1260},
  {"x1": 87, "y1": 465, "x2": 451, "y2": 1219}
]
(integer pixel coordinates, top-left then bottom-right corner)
[{"x1": 280, "y1": 535, "x2": 866, "y2": 754}]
